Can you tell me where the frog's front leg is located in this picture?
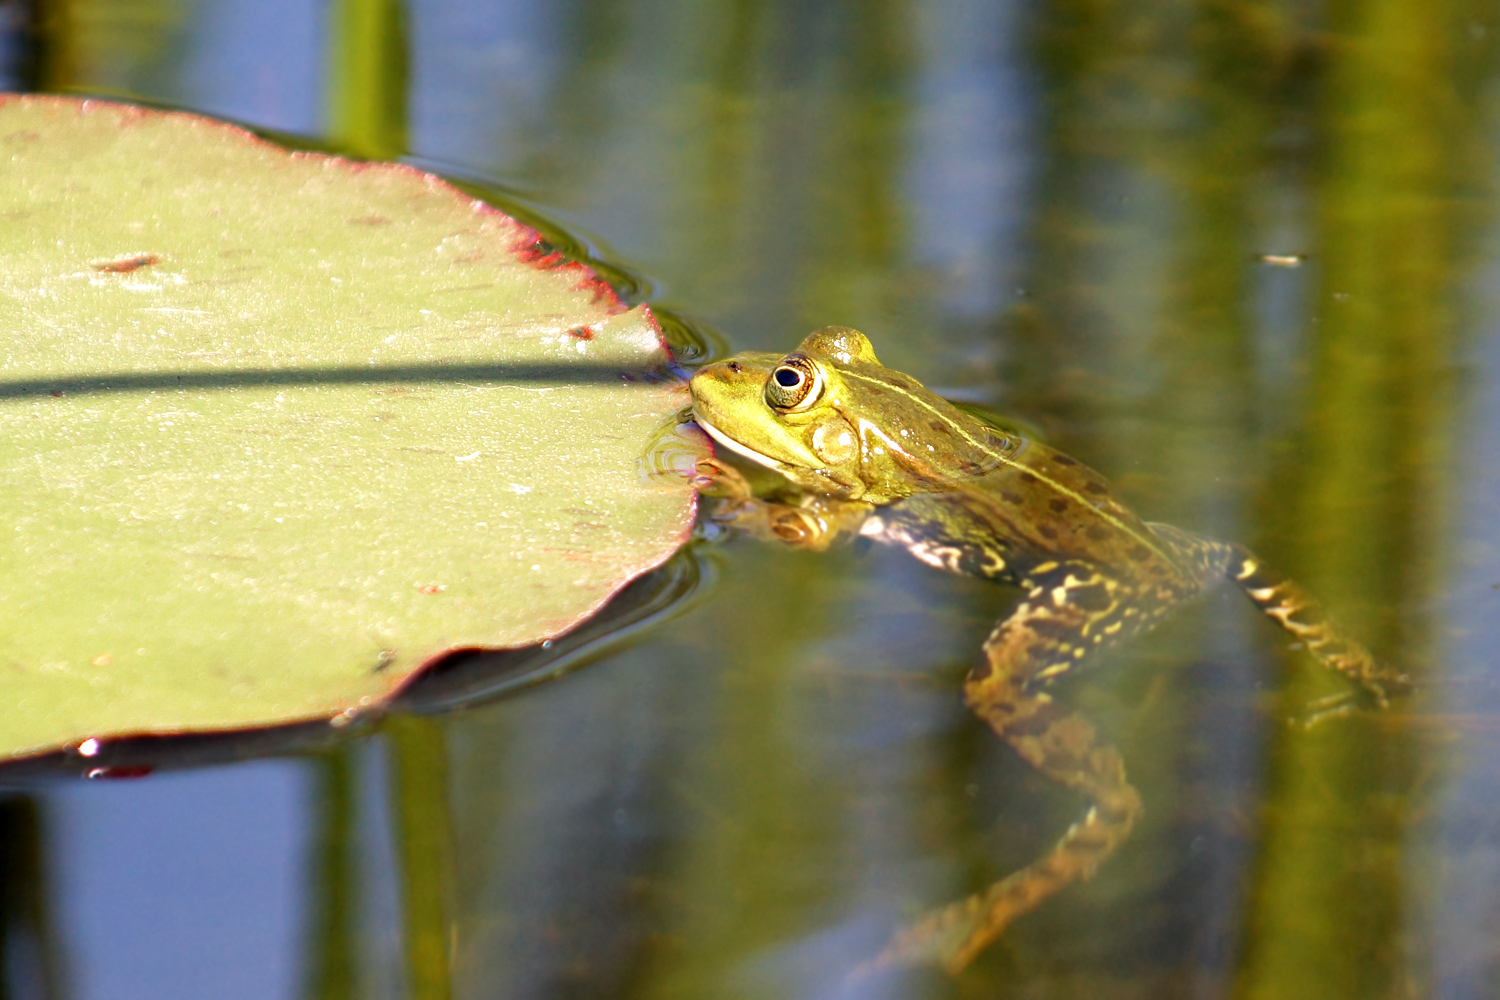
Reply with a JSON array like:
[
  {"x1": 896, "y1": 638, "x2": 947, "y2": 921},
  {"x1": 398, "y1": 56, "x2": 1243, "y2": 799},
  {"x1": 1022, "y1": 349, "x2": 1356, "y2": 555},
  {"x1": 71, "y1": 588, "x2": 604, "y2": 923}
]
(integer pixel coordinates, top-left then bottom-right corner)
[
  {"x1": 709, "y1": 493, "x2": 875, "y2": 551},
  {"x1": 871, "y1": 560, "x2": 1146, "y2": 974},
  {"x1": 694, "y1": 456, "x2": 874, "y2": 550}
]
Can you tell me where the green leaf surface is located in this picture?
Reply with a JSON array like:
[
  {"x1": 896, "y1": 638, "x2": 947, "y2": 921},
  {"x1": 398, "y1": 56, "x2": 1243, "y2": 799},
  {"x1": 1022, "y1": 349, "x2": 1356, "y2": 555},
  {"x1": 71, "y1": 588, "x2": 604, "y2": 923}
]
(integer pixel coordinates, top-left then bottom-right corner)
[{"x1": 0, "y1": 95, "x2": 701, "y2": 760}]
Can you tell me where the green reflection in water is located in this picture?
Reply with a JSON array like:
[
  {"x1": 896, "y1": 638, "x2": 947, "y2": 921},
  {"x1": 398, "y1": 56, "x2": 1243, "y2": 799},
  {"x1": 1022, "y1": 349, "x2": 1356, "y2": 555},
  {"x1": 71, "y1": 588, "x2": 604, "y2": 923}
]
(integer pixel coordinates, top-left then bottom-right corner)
[
  {"x1": 25, "y1": 0, "x2": 193, "y2": 98},
  {"x1": 796, "y1": 0, "x2": 913, "y2": 331},
  {"x1": 388, "y1": 716, "x2": 456, "y2": 1000},
  {"x1": 636, "y1": 547, "x2": 851, "y2": 998},
  {"x1": 1239, "y1": 2, "x2": 1496, "y2": 997},
  {"x1": 302, "y1": 749, "x2": 357, "y2": 1000},
  {"x1": 0, "y1": 796, "x2": 62, "y2": 999},
  {"x1": 999, "y1": 0, "x2": 1493, "y2": 994},
  {"x1": 327, "y1": 0, "x2": 407, "y2": 161}
]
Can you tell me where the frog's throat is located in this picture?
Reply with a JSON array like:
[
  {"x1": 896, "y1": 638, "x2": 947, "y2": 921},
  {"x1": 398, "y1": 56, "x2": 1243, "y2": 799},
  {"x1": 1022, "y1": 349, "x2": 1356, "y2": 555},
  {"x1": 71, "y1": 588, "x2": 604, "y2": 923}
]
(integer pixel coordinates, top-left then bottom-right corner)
[{"x1": 694, "y1": 416, "x2": 788, "y2": 473}]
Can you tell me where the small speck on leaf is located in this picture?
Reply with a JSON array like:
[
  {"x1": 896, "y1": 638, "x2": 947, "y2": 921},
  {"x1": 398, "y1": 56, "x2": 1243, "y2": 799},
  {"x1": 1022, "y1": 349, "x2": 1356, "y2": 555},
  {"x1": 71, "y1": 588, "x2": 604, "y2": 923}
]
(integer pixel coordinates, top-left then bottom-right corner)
[{"x1": 92, "y1": 253, "x2": 161, "y2": 273}]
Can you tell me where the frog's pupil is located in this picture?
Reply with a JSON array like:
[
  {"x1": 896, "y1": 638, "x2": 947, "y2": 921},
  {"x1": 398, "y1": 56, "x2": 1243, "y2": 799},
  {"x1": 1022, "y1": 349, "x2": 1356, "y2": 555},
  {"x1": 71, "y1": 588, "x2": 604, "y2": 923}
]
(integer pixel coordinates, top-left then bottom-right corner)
[{"x1": 775, "y1": 368, "x2": 801, "y2": 387}]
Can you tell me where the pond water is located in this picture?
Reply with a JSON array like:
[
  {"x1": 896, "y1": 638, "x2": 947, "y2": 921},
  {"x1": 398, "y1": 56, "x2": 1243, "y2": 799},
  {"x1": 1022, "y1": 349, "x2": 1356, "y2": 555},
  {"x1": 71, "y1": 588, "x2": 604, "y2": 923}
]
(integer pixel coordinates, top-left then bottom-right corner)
[{"x1": 3, "y1": 1, "x2": 1499, "y2": 998}]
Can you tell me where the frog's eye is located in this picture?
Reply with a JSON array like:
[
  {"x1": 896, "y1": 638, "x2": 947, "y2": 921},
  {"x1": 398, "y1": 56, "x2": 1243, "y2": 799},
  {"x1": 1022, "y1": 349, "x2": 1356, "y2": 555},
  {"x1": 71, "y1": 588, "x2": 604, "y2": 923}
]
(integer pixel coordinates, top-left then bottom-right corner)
[{"x1": 764, "y1": 355, "x2": 822, "y2": 411}]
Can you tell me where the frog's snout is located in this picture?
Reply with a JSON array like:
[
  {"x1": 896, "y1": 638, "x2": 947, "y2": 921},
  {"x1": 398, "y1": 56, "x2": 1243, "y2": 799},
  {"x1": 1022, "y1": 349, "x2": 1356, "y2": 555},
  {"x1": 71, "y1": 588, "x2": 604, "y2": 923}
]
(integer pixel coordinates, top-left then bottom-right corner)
[
  {"x1": 689, "y1": 359, "x2": 745, "y2": 387},
  {"x1": 688, "y1": 360, "x2": 754, "y2": 411}
]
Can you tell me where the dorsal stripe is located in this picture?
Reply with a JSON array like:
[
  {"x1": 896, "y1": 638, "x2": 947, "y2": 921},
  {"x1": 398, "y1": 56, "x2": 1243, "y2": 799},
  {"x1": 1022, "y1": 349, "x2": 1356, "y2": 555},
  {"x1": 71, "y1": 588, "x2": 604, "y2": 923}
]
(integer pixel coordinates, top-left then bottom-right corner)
[{"x1": 838, "y1": 367, "x2": 1174, "y2": 564}]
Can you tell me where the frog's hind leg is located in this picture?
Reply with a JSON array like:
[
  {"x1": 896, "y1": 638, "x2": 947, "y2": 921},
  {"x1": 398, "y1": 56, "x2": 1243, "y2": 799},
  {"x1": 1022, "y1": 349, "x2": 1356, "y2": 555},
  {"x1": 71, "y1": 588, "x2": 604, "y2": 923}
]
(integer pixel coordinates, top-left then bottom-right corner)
[
  {"x1": 1146, "y1": 523, "x2": 1414, "y2": 709},
  {"x1": 1222, "y1": 543, "x2": 1411, "y2": 704},
  {"x1": 866, "y1": 565, "x2": 1146, "y2": 974}
]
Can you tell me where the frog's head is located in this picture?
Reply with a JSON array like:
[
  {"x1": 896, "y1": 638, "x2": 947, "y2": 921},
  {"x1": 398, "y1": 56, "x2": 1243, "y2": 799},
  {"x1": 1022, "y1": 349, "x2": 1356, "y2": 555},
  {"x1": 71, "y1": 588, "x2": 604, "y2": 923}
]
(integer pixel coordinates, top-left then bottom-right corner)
[{"x1": 689, "y1": 327, "x2": 1009, "y2": 503}]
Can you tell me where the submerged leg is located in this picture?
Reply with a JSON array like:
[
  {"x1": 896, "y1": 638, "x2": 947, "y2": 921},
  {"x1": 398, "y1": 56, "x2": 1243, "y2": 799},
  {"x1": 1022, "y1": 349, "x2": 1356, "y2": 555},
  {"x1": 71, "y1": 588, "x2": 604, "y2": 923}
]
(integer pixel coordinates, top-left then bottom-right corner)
[
  {"x1": 1145, "y1": 524, "x2": 1413, "y2": 711},
  {"x1": 867, "y1": 565, "x2": 1147, "y2": 974},
  {"x1": 1222, "y1": 542, "x2": 1412, "y2": 707}
]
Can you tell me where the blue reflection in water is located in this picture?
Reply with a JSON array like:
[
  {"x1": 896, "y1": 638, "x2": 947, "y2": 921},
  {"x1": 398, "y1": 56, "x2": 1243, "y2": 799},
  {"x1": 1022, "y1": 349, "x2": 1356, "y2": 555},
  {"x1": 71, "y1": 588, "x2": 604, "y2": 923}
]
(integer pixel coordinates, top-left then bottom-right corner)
[
  {"x1": 67, "y1": 0, "x2": 324, "y2": 137},
  {"x1": 908, "y1": 0, "x2": 1034, "y2": 325},
  {"x1": 0, "y1": 3, "x2": 24, "y2": 91},
  {"x1": 1433, "y1": 274, "x2": 1500, "y2": 998},
  {"x1": 46, "y1": 761, "x2": 311, "y2": 1000},
  {"x1": 408, "y1": 0, "x2": 565, "y2": 177},
  {"x1": 173, "y1": 0, "x2": 324, "y2": 135}
]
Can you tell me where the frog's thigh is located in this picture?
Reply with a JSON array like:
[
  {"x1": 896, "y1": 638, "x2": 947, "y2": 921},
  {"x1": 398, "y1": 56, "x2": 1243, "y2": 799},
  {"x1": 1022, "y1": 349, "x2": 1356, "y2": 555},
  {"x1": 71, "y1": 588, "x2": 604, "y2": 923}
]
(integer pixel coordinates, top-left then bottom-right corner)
[
  {"x1": 865, "y1": 577, "x2": 1145, "y2": 974},
  {"x1": 952, "y1": 571, "x2": 1143, "y2": 969}
]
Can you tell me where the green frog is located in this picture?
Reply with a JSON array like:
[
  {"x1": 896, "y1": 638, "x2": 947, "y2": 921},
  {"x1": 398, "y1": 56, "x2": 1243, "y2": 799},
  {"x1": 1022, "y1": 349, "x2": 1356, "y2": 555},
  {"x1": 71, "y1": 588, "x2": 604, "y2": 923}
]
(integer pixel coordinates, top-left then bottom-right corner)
[{"x1": 688, "y1": 326, "x2": 1410, "y2": 973}]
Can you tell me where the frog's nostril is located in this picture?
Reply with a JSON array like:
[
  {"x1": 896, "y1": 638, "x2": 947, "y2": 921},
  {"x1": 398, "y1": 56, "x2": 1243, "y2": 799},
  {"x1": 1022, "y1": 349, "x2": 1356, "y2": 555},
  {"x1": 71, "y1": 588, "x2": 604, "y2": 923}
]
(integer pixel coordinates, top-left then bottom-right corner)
[{"x1": 728, "y1": 361, "x2": 742, "y2": 373}]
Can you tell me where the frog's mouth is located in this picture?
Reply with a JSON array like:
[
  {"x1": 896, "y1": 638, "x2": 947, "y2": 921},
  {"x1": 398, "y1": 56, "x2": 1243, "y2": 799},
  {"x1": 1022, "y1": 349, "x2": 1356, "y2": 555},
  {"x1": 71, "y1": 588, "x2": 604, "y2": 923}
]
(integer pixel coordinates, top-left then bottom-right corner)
[{"x1": 692, "y1": 416, "x2": 787, "y2": 473}]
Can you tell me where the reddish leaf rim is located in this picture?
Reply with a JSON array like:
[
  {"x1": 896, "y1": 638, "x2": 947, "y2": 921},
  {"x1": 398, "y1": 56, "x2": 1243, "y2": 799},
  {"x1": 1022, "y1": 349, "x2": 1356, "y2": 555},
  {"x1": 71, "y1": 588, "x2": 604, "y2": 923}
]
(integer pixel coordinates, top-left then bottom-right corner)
[{"x1": 0, "y1": 93, "x2": 701, "y2": 759}]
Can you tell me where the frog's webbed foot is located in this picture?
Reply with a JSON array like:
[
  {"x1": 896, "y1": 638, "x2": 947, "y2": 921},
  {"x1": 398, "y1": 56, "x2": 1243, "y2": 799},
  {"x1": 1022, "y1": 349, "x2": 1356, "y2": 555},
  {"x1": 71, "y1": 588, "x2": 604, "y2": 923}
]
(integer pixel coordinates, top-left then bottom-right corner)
[
  {"x1": 1285, "y1": 672, "x2": 1413, "y2": 730},
  {"x1": 1285, "y1": 689, "x2": 1365, "y2": 730},
  {"x1": 866, "y1": 567, "x2": 1144, "y2": 975}
]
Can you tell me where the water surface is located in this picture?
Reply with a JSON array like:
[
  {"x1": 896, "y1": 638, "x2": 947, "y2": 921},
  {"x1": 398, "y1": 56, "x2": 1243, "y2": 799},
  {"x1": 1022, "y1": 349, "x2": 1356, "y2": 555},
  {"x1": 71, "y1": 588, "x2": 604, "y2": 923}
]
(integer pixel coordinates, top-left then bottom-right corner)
[{"x1": 2, "y1": 2, "x2": 1498, "y2": 998}]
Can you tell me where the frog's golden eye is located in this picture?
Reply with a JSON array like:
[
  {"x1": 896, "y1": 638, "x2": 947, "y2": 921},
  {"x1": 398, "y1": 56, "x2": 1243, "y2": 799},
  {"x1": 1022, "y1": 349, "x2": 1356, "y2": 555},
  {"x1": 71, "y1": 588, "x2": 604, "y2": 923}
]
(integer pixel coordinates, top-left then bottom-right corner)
[{"x1": 764, "y1": 355, "x2": 822, "y2": 411}]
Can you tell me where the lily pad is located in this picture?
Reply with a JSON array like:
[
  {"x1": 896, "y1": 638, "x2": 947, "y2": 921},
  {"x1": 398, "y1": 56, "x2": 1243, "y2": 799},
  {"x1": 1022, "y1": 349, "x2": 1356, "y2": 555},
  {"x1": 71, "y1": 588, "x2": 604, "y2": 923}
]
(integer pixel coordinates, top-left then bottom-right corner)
[{"x1": 0, "y1": 95, "x2": 702, "y2": 760}]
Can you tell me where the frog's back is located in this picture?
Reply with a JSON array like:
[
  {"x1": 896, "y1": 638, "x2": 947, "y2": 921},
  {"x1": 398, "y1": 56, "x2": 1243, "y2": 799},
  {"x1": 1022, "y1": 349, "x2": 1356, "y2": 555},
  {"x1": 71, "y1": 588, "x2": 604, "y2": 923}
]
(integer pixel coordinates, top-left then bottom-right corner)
[
  {"x1": 871, "y1": 435, "x2": 1199, "y2": 591},
  {"x1": 977, "y1": 439, "x2": 1171, "y2": 562}
]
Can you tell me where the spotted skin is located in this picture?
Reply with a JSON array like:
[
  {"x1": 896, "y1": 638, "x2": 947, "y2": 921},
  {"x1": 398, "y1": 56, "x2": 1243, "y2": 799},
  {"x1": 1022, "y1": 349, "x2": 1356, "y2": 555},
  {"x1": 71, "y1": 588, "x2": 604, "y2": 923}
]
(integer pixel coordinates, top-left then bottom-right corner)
[
  {"x1": 688, "y1": 328, "x2": 1411, "y2": 974},
  {"x1": 721, "y1": 463, "x2": 1409, "y2": 975},
  {"x1": 875, "y1": 527, "x2": 1407, "y2": 971},
  {"x1": 836, "y1": 503, "x2": 1407, "y2": 974}
]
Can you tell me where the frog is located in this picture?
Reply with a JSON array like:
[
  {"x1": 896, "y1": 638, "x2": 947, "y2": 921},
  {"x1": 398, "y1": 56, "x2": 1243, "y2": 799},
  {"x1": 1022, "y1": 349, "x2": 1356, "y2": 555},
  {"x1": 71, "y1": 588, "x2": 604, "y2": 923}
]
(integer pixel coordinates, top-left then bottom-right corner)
[{"x1": 687, "y1": 326, "x2": 1411, "y2": 973}]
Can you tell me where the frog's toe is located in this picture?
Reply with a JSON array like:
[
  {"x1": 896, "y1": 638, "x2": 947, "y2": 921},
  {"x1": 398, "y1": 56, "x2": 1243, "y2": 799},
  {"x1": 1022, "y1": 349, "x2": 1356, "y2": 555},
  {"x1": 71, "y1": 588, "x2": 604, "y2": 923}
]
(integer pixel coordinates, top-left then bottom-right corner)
[
  {"x1": 1372, "y1": 669, "x2": 1416, "y2": 702},
  {"x1": 846, "y1": 897, "x2": 983, "y2": 982},
  {"x1": 1286, "y1": 690, "x2": 1362, "y2": 730},
  {"x1": 1287, "y1": 680, "x2": 1404, "y2": 729}
]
